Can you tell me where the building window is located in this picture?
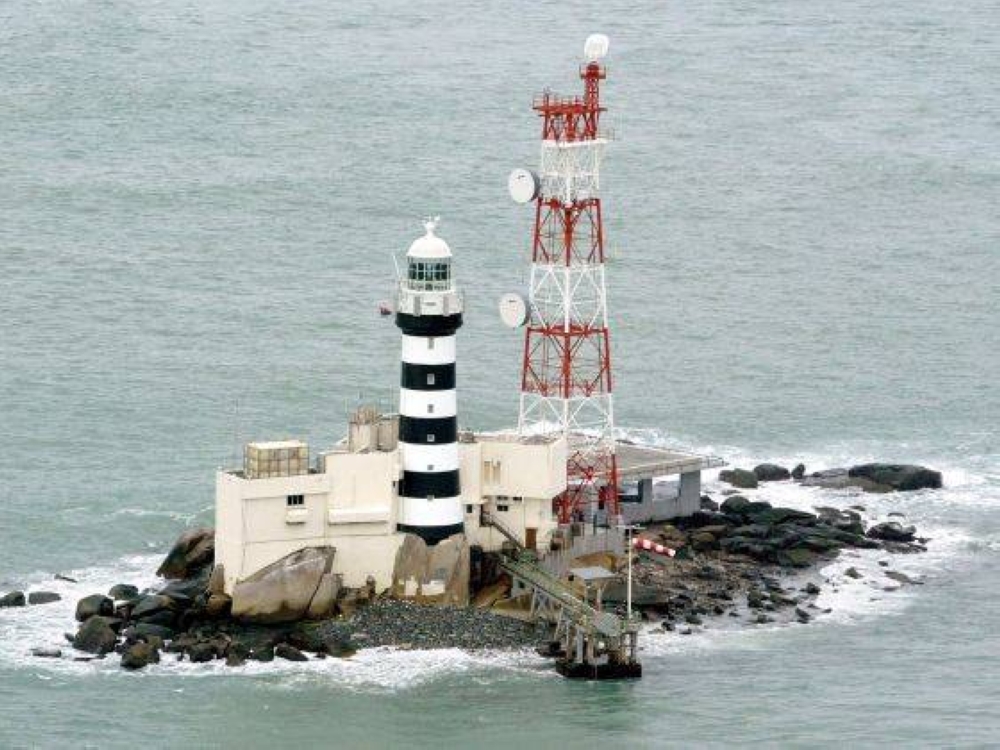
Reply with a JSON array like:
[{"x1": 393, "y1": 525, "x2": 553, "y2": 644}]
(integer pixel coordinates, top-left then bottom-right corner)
[
  {"x1": 497, "y1": 504, "x2": 509, "y2": 512},
  {"x1": 286, "y1": 494, "x2": 304, "y2": 507},
  {"x1": 466, "y1": 504, "x2": 473, "y2": 514},
  {"x1": 427, "y1": 373, "x2": 436, "y2": 385}
]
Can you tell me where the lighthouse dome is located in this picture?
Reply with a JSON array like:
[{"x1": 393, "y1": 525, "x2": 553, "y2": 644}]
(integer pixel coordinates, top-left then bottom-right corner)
[{"x1": 407, "y1": 218, "x2": 452, "y2": 259}]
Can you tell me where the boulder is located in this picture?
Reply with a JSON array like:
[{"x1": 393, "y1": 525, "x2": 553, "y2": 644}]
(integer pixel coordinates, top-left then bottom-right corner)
[
  {"x1": 848, "y1": 464, "x2": 942, "y2": 492},
  {"x1": 867, "y1": 521, "x2": 917, "y2": 543},
  {"x1": 720, "y1": 495, "x2": 751, "y2": 516},
  {"x1": 156, "y1": 527, "x2": 215, "y2": 580},
  {"x1": 127, "y1": 623, "x2": 175, "y2": 641},
  {"x1": 231, "y1": 547, "x2": 337, "y2": 624},
  {"x1": 73, "y1": 617, "x2": 118, "y2": 655},
  {"x1": 753, "y1": 463, "x2": 791, "y2": 482},
  {"x1": 205, "y1": 593, "x2": 232, "y2": 619},
  {"x1": 0, "y1": 591, "x2": 26, "y2": 608},
  {"x1": 131, "y1": 595, "x2": 178, "y2": 621},
  {"x1": 305, "y1": 573, "x2": 342, "y2": 620},
  {"x1": 159, "y1": 568, "x2": 210, "y2": 602},
  {"x1": 791, "y1": 463, "x2": 806, "y2": 480},
  {"x1": 121, "y1": 641, "x2": 160, "y2": 670},
  {"x1": 75, "y1": 594, "x2": 113, "y2": 622},
  {"x1": 108, "y1": 584, "x2": 139, "y2": 601},
  {"x1": 776, "y1": 547, "x2": 818, "y2": 568},
  {"x1": 752, "y1": 507, "x2": 817, "y2": 526},
  {"x1": 719, "y1": 469, "x2": 758, "y2": 489},
  {"x1": 391, "y1": 533, "x2": 470, "y2": 606},
  {"x1": 28, "y1": 591, "x2": 61, "y2": 606},
  {"x1": 275, "y1": 643, "x2": 309, "y2": 662},
  {"x1": 187, "y1": 642, "x2": 217, "y2": 663}
]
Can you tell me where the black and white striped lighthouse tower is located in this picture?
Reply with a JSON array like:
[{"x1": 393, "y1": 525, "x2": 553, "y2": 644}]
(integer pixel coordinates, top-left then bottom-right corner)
[{"x1": 395, "y1": 219, "x2": 465, "y2": 545}]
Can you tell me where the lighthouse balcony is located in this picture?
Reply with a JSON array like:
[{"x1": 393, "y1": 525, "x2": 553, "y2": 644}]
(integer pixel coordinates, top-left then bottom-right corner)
[{"x1": 396, "y1": 285, "x2": 463, "y2": 318}]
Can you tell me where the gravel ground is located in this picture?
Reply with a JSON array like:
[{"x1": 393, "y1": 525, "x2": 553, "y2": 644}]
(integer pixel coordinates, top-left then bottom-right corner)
[{"x1": 330, "y1": 600, "x2": 549, "y2": 651}]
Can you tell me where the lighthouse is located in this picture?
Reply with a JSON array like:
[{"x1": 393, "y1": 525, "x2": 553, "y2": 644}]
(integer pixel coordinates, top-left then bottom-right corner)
[{"x1": 394, "y1": 219, "x2": 465, "y2": 545}]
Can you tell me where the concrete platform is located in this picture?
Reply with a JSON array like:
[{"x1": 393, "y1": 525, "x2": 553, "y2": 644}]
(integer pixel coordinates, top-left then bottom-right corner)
[{"x1": 615, "y1": 440, "x2": 724, "y2": 482}]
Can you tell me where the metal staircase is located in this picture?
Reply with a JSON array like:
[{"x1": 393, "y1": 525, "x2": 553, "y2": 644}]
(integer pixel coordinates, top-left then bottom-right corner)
[{"x1": 499, "y1": 551, "x2": 640, "y2": 678}]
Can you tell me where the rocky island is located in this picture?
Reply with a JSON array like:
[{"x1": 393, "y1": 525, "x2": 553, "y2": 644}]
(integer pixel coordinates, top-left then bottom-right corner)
[{"x1": 1, "y1": 462, "x2": 941, "y2": 671}]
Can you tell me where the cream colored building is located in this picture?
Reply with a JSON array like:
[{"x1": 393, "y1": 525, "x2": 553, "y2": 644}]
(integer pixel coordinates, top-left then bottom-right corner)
[{"x1": 214, "y1": 410, "x2": 568, "y2": 594}]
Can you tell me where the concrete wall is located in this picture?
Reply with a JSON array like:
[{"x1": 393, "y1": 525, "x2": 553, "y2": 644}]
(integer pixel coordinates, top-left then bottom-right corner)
[{"x1": 215, "y1": 435, "x2": 569, "y2": 591}]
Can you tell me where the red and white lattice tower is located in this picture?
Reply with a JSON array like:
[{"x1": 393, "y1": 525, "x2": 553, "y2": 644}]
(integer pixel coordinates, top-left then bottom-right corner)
[{"x1": 505, "y1": 35, "x2": 618, "y2": 523}]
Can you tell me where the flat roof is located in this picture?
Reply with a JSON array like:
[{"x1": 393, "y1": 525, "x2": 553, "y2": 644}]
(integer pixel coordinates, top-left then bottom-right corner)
[
  {"x1": 568, "y1": 566, "x2": 618, "y2": 582},
  {"x1": 615, "y1": 440, "x2": 725, "y2": 482}
]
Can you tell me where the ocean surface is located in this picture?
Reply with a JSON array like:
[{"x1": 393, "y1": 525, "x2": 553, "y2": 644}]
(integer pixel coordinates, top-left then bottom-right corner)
[{"x1": 1, "y1": 0, "x2": 998, "y2": 746}]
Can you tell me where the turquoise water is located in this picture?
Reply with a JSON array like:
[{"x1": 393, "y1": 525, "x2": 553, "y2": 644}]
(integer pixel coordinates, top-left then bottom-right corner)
[{"x1": 1, "y1": 0, "x2": 998, "y2": 746}]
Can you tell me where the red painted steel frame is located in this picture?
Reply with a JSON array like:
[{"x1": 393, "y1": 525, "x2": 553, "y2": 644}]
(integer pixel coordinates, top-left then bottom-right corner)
[{"x1": 523, "y1": 61, "x2": 618, "y2": 523}]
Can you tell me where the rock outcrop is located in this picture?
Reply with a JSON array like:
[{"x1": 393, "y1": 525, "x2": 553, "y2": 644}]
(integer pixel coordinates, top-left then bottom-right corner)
[
  {"x1": 719, "y1": 468, "x2": 759, "y2": 489},
  {"x1": 0, "y1": 591, "x2": 26, "y2": 608},
  {"x1": 156, "y1": 527, "x2": 215, "y2": 580},
  {"x1": 848, "y1": 464, "x2": 942, "y2": 492},
  {"x1": 231, "y1": 547, "x2": 339, "y2": 624},
  {"x1": 75, "y1": 594, "x2": 113, "y2": 622},
  {"x1": 801, "y1": 464, "x2": 942, "y2": 493},
  {"x1": 27, "y1": 591, "x2": 61, "y2": 605},
  {"x1": 391, "y1": 533, "x2": 470, "y2": 606},
  {"x1": 753, "y1": 463, "x2": 791, "y2": 482}
]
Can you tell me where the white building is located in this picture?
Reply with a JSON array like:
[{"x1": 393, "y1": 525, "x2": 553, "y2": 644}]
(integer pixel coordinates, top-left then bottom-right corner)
[
  {"x1": 214, "y1": 223, "x2": 568, "y2": 595},
  {"x1": 214, "y1": 221, "x2": 718, "y2": 597}
]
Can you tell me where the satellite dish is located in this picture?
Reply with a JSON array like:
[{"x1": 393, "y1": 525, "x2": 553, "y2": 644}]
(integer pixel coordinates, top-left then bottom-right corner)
[
  {"x1": 508, "y1": 168, "x2": 540, "y2": 205},
  {"x1": 499, "y1": 292, "x2": 529, "y2": 329},
  {"x1": 584, "y1": 34, "x2": 610, "y2": 62}
]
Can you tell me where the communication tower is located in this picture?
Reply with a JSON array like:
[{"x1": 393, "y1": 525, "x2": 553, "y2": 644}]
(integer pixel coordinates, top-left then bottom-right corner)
[{"x1": 504, "y1": 35, "x2": 619, "y2": 523}]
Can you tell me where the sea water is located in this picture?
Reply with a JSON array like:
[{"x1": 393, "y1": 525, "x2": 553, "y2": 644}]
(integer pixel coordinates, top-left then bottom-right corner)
[{"x1": 1, "y1": 0, "x2": 997, "y2": 746}]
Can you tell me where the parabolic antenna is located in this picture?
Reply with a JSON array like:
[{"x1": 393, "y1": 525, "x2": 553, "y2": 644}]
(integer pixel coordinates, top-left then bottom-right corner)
[
  {"x1": 584, "y1": 33, "x2": 610, "y2": 62},
  {"x1": 499, "y1": 292, "x2": 529, "y2": 329},
  {"x1": 507, "y1": 168, "x2": 540, "y2": 205}
]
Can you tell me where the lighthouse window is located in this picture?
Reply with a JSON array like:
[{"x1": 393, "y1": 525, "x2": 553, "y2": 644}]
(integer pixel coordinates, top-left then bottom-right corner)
[
  {"x1": 427, "y1": 403, "x2": 435, "y2": 414},
  {"x1": 286, "y1": 494, "x2": 304, "y2": 507},
  {"x1": 426, "y1": 373, "x2": 436, "y2": 385},
  {"x1": 427, "y1": 337, "x2": 435, "y2": 350},
  {"x1": 407, "y1": 261, "x2": 451, "y2": 291},
  {"x1": 427, "y1": 434, "x2": 436, "y2": 443}
]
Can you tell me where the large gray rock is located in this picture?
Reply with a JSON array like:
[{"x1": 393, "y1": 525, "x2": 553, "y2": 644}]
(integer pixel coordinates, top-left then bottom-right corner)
[
  {"x1": 121, "y1": 641, "x2": 160, "y2": 670},
  {"x1": 231, "y1": 547, "x2": 337, "y2": 624},
  {"x1": 73, "y1": 617, "x2": 118, "y2": 654},
  {"x1": 719, "y1": 469, "x2": 759, "y2": 489},
  {"x1": 0, "y1": 591, "x2": 26, "y2": 608},
  {"x1": 28, "y1": 591, "x2": 61, "y2": 605},
  {"x1": 802, "y1": 465, "x2": 942, "y2": 493},
  {"x1": 848, "y1": 464, "x2": 942, "y2": 492},
  {"x1": 867, "y1": 521, "x2": 917, "y2": 543},
  {"x1": 75, "y1": 594, "x2": 113, "y2": 622},
  {"x1": 108, "y1": 584, "x2": 139, "y2": 601},
  {"x1": 753, "y1": 463, "x2": 791, "y2": 482},
  {"x1": 157, "y1": 527, "x2": 215, "y2": 580},
  {"x1": 391, "y1": 533, "x2": 470, "y2": 606}
]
